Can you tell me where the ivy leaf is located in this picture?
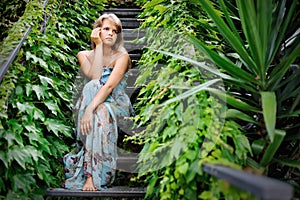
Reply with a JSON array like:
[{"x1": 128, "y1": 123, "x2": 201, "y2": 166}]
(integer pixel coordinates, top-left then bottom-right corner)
[
  {"x1": 24, "y1": 122, "x2": 40, "y2": 135},
  {"x1": 16, "y1": 102, "x2": 34, "y2": 115},
  {"x1": 170, "y1": 138, "x2": 185, "y2": 160},
  {"x1": 38, "y1": 75, "x2": 54, "y2": 87},
  {"x1": 186, "y1": 160, "x2": 200, "y2": 183},
  {"x1": 39, "y1": 45, "x2": 51, "y2": 56},
  {"x1": 32, "y1": 85, "x2": 47, "y2": 100},
  {"x1": 25, "y1": 83, "x2": 33, "y2": 96},
  {"x1": 44, "y1": 100, "x2": 59, "y2": 115},
  {"x1": 7, "y1": 146, "x2": 32, "y2": 169},
  {"x1": 177, "y1": 162, "x2": 189, "y2": 175},
  {"x1": 4, "y1": 132, "x2": 21, "y2": 148},
  {"x1": 44, "y1": 118, "x2": 71, "y2": 137},
  {"x1": 11, "y1": 174, "x2": 36, "y2": 193},
  {"x1": 33, "y1": 107, "x2": 45, "y2": 121},
  {"x1": 56, "y1": 90, "x2": 71, "y2": 103},
  {"x1": 37, "y1": 137, "x2": 51, "y2": 154},
  {"x1": 25, "y1": 51, "x2": 50, "y2": 72},
  {"x1": 5, "y1": 120, "x2": 24, "y2": 146},
  {"x1": 233, "y1": 134, "x2": 252, "y2": 158},
  {"x1": 36, "y1": 162, "x2": 52, "y2": 182},
  {"x1": 0, "y1": 151, "x2": 8, "y2": 168}
]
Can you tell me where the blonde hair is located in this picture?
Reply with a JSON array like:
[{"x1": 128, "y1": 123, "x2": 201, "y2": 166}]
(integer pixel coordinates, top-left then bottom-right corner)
[{"x1": 92, "y1": 13, "x2": 126, "y2": 52}]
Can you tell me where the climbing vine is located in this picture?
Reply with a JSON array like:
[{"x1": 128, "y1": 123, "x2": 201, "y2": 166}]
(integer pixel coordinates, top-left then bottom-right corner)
[
  {"x1": 130, "y1": 0, "x2": 253, "y2": 199},
  {"x1": 0, "y1": 0, "x2": 106, "y2": 199}
]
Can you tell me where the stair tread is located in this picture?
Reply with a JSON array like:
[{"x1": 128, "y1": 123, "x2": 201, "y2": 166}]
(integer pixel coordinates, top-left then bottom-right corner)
[
  {"x1": 103, "y1": 8, "x2": 142, "y2": 16},
  {"x1": 45, "y1": 186, "x2": 146, "y2": 197},
  {"x1": 105, "y1": 8, "x2": 142, "y2": 11}
]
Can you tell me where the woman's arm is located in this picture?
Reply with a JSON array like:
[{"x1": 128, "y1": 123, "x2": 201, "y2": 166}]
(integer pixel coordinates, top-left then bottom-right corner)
[
  {"x1": 80, "y1": 53, "x2": 130, "y2": 135},
  {"x1": 78, "y1": 28, "x2": 104, "y2": 79},
  {"x1": 89, "y1": 53, "x2": 129, "y2": 109}
]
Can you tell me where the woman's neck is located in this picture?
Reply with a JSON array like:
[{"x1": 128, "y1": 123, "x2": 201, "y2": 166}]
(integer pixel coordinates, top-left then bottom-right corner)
[{"x1": 103, "y1": 46, "x2": 114, "y2": 57}]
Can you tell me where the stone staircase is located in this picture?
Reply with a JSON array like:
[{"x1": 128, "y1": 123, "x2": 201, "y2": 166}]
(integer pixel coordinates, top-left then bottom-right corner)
[{"x1": 45, "y1": 7, "x2": 146, "y2": 199}]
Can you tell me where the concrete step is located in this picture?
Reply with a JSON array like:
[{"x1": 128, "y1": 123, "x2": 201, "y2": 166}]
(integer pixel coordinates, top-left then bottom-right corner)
[
  {"x1": 123, "y1": 29, "x2": 145, "y2": 41},
  {"x1": 127, "y1": 68, "x2": 140, "y2": 86},
  {"x1": 103, "y1": 8, "x2": 142, "y2": 17},
  {"x1": 124, "y1": 40, "x2": 146, "y2": 52},
  {"x1": 121, "y1": 18, "x2": 141, "y2": 29},
  {"x1": 117, "y1": 156, "x2": 139, "y2": 172},
  {"x1": 129, "y1": 53, "x2": 142, "y2": 61},
  {"x1": 45, "y1": 186, "x2": 146, "y2": 197},
  {"x1": 102, "y1": 8, "x2": 142, "y2": 29}
]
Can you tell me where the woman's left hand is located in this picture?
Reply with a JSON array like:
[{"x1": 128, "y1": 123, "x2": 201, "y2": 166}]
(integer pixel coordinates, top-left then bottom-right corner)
[{"x1": 81, "y1": 106, "x2": 93, "y2": 135}]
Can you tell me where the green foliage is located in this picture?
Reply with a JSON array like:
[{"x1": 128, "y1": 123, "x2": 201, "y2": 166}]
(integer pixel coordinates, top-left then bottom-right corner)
[
  {"x1": 0, "y1": 0, "x2": 27, "y2": 42},
  {"x1": 0, "y1": 0, "x2": 106, "y2": 198},
  {"x1": 146, "y1": 0, "x2": 299, "y2": 197},
  {"x1": 129, "y1": 0, "x2": 253, "y2": 199},
  {"x1": 195, "y1": 0, "x2": 299, "y2": 179}
]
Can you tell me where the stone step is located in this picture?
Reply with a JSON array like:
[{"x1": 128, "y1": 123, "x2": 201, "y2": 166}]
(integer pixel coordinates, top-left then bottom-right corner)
[
  {"x1": 45, "y1": 186, "x2": 146, "y2": 197},
  {"x1": 117, "y1": 156, "x2": 139, "y2": 172},
  {"x1": 45, "y1": 156, "x2": 143, "y2": 197},
  {"x1": 103, "y1": 8, "x2": 142, "y2": 17},
  {"x1": 127, "y1": 68, "x2": 139, "y2": 86},
  {"x1": 124, "y1": 41, "x2": 146, "y2": 52},
  {"x1": 121, "y1": 18, "x2": 141, "y2": 29},
  {"x1": 129, "y1": 53, "x2": 142, "y2": 61},
  {"x1": 123, "y1": 29, "x2": 145, "y2": 40},
  {"x1": 102, "y1": 8, "x2": 142, "y2": 29}
]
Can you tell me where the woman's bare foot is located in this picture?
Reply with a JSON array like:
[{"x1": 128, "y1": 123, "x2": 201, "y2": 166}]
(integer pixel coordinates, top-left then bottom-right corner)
[{"x1": 82, "y1": 176, "x2": 97, "y2": 191}]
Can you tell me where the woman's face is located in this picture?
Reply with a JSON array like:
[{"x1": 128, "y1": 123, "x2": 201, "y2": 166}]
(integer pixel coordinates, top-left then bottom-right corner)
[{"x1": 100, "y1": 18, "x2": 118, "y2": 47}]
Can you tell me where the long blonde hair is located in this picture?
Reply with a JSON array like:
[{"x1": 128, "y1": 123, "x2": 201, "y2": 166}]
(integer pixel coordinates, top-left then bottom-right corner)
[{"x1": 92, "y1": 13, "x2": 126, "y2": 52}]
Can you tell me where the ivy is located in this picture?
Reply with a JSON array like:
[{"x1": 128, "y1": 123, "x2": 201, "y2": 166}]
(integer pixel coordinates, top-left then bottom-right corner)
[
  {"x1": 129, "y1": 0, "x2": 253, "y2": 199},
  {"x1": 0, "y1": 0, "x2": 106, "y2": 198}
]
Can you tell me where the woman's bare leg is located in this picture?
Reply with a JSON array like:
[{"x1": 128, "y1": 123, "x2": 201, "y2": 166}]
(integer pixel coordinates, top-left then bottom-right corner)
[{"x1": 82, "y1": 176, "x2": 97, "y2": 191}]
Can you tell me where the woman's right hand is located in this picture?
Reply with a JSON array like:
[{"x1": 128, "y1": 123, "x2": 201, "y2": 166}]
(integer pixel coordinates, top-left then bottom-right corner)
[
  {"x1": 80, "y1": 106, "x2": 94, "y2": 135},
  {"x1": 91, "y1": 27, "x2": 102, "y2": 46}
]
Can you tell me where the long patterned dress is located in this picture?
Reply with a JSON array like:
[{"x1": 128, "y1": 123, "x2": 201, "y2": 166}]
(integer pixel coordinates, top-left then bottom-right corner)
[{"x1": 63, "y1": 67, "x2": 133, "y2": 190}]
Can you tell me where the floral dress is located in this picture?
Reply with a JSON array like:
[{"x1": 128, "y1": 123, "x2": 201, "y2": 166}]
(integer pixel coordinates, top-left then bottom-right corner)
[{"x1": 63, "y1": 67, "x2": 133, "y2": 190}]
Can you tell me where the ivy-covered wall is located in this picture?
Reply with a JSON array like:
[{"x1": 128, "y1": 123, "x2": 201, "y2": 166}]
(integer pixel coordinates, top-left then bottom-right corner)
[
  {"x1": 0, "y1": 0, "x2": 106, "y2": 199},
  {"x1": 130, "y1": 0, "x2": 253, "y2": 199}
]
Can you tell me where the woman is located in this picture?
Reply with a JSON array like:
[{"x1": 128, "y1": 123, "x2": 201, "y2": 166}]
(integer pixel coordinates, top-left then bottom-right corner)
[{"x1": 63, "y1": 13, "x2": 133, "y2": 191}]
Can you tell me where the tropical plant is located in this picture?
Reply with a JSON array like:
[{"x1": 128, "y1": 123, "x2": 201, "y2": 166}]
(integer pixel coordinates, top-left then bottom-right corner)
[
  {"x1": 151, "y1": 0, "x2": 300, "y2": 197},
  {"x1": 0, "y1": 0, "x2": 105, "y2": 199}
]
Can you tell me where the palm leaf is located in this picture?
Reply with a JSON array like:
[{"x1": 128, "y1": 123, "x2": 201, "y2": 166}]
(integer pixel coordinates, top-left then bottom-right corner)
[
  {"x1": 187, "y1": 35, "x2": 257, "y2": 85},
  {"x1": 267, "y1": 0, "x2": 297, "y2": 65},
  {"x1": 198, "y1": 0, "x2": 258, "y2": 75},
  {"x1": 208, "y1": 88, "x2": 260, "y2": 112},
  {"x1": 218, "y1": 0, "x2": 243, "y2": 44},
  {"x1": 260, "y1": 129, "x2": 286, "y2": 166},
  {"x1": 159, "y1": 79, "x2": 221, "y2": 107},
  {"x1": 236, "y1": 0, "x2": 263, "y2": 78},
  {"x1": 261, "y1": 92, "x2": 276, "y2": 141},
  {"x1": 278, "y1": 109, "x2": 300, "y2": 119},
  {"x1": 274, "y1": 158, "x2": 300, "y2": 170},
  {"x1": 225, "y1": 109, "x2": 260, "y2": 125},
  {"x1": 269, "y1": 44, "x2": 300, "y2": 90},
  {"x1": 151, "y1": 48, "x2": 237, "y2": 81},
  {"x1": 257, "y1": 0, "x2": 272, "y2": 70}
]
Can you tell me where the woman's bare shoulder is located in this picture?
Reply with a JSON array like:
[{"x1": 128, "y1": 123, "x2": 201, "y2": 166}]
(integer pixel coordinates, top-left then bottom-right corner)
[
  {"x1": 115, "y1": 51, "x2": 129, "y2": 60},
  {"x1": 77, "y1": 50, "x2": 94, "y2": 64},
  {"x1": 113, "y1": 51, "x2": 131, "y2": 70},
  {"x1": 77, "y1": 50, "x2": 93, "y2": 57}
]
